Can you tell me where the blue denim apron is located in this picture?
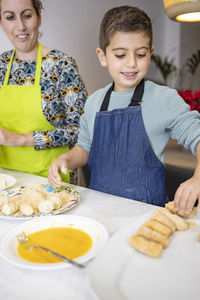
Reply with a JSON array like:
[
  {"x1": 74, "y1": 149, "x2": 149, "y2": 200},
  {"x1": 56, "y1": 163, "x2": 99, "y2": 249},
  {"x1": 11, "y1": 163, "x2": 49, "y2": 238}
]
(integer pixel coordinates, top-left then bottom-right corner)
[{"x1": 88, "y1": 79, "x2": 167, "y2": 206}]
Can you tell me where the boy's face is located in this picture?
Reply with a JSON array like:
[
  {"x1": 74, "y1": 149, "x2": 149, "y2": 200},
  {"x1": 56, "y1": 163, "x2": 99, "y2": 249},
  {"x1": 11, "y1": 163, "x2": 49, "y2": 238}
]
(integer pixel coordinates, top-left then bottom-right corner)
[{"x1": 96, "y1": 31, "x2": 154, "y2": 92}]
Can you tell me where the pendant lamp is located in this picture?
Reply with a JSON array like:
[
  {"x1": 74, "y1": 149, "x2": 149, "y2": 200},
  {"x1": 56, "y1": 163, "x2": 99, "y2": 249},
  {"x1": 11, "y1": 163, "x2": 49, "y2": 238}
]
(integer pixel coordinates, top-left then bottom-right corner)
[{"x1": 163, "y1": 0, "x2": 200, "y2": 22}]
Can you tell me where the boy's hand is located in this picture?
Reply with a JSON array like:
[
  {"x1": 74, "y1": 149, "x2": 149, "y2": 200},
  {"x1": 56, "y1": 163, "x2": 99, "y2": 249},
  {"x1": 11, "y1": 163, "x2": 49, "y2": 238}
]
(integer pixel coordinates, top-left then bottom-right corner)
[
  {"x1": 48, "y1": 154, "x2": 68, "y2": 188},
  {"x1": 173, "y1": 175, "x2": 200, "y2": 216},
  {"x1": 174, "y1": 142, "x2": 200, "y2": 216},
  {"x1": 48, "y1": 146, "x2": 88, "y2": 188}
]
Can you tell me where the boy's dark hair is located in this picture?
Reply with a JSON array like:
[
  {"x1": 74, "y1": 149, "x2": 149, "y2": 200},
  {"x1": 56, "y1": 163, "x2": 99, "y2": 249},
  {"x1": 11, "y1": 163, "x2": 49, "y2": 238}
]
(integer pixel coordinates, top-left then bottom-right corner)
[{"x1": 99, "y1": 6, "x2": 153, "y2": 53}]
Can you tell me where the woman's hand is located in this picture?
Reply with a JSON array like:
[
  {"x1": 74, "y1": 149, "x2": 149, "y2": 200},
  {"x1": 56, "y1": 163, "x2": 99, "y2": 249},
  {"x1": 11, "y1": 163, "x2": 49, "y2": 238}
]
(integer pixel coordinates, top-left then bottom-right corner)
[{"x1": 0, "y1": 128, "x2": 34, "y2": 147}]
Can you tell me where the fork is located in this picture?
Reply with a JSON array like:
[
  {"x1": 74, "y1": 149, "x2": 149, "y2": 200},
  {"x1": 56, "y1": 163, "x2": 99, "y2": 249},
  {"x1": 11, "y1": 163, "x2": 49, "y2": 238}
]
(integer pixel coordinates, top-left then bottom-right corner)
[{"x1": 17, "y1": 232, "x2": 85, "y2": 268}]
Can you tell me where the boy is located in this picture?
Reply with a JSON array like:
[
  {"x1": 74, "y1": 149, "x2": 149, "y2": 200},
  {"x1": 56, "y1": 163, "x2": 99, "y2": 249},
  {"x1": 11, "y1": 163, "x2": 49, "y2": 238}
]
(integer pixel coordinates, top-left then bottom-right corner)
[{"x1": 48, "y1": 6, "x2": 200, "y2": 216}]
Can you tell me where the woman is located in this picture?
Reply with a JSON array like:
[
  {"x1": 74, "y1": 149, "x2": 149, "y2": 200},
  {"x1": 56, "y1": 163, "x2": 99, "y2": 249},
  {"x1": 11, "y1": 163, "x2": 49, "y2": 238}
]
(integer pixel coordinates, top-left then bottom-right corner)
[{"x1": 0, "y1": 0, "x2": 87, "y2": 183}]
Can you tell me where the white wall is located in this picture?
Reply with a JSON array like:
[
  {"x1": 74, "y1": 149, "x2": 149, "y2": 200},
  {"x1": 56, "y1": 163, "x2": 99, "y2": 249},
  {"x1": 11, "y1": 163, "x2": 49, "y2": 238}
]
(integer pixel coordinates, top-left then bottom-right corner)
[
  {"x1": 179, "y1": 22, "x2": 200, "y2": 90},
  {"x1": 0, "y1": 0, "x2": 199, "y2": 93},
  {"x1": 40, "y1": 0, "x2": 114, "y2": 95}
]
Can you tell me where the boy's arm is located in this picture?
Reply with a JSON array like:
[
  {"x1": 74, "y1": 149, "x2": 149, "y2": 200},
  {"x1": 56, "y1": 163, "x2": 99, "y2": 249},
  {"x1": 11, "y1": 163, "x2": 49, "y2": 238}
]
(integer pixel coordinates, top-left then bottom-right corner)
[
  {"x1": 48, "y1": 146, "x2": 89, "y2": 187},
  {"x1": 174, "y1": 142, "x2": 200, "y2": 215}
]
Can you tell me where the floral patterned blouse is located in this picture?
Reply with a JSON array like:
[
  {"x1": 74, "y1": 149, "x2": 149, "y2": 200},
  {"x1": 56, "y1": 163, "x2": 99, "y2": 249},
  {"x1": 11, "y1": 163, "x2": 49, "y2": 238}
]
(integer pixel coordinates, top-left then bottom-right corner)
[{"x1": 0, "y1": 49, "x2": 87, "y2": 183}]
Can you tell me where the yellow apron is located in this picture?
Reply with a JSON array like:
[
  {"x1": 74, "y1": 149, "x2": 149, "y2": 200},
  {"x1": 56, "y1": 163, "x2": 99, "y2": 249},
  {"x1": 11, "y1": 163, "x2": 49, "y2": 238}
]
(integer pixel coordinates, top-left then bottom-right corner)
[{"x1": 0, "y1": 43, "x2": 70, "y2": 181}]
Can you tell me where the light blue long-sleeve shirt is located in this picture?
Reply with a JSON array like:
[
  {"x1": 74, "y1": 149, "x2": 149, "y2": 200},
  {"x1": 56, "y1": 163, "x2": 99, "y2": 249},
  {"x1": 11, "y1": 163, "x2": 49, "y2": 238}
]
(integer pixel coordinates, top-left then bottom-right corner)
[{"x1": 77, "y1": 80, "x2": 200, "y2": 162}]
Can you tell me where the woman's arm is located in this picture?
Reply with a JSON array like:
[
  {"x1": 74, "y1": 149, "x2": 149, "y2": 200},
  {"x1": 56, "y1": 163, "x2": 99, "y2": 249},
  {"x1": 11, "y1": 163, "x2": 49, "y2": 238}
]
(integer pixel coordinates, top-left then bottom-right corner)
[
  {"x1": 33, "y1": 54, "x2": 87, "y2": 150},
  {"x1": 0, "y1": 53, "x2": 87, "y2": 150},
  {"x1": 0, "y1": 129, "x2": 34, "y2": 146}
]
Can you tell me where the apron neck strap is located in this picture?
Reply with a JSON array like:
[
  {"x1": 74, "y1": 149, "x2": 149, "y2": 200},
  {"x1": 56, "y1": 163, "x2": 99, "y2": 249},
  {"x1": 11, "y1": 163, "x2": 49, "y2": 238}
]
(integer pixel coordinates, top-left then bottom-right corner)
[
  {"x1": 3, "y1": 42, "x2": 42, "y2": 87},
  {"x1": 35, "y1": 42, "x2": 42, "y2": 86},
  {"x1": 100, "y1": 79, "x2": 145, "y2": 112},
  {"x1": 3, "y1": 50, "x2": 15, "y2": 87},
  {"x1": 128, "y1": 79, "x2": 144, "y2": 107},
  {"x1": 100, "y1": 82, "x2": 114, "y2": 112}
]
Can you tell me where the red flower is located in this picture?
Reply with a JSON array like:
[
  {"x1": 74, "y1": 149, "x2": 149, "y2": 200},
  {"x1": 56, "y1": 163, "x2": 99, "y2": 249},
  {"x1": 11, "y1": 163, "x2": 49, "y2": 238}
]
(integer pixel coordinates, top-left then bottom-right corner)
[
  {"x1": 178, "y1": 90, "x2": 194, "y2": 101},
  {"x1": 178, "y1": 89, "x2": 200, "y2": 112},
  {"x1": 194, "y1": 90, "x2": 200, "y2": 99}
]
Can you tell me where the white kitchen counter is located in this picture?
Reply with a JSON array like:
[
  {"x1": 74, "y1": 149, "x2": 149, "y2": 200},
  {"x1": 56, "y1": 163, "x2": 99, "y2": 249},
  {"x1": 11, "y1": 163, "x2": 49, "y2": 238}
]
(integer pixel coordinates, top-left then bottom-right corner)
[{"x1": 0, "y1": 167, "x2": 155, "y2": 300}]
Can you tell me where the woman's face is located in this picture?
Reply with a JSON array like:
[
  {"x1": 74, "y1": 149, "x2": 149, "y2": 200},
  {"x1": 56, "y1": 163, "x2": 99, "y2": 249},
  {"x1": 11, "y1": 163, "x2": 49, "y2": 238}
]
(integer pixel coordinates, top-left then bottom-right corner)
[{"x1": 0, "y1": 0, "x2": 41, "y2": 59}]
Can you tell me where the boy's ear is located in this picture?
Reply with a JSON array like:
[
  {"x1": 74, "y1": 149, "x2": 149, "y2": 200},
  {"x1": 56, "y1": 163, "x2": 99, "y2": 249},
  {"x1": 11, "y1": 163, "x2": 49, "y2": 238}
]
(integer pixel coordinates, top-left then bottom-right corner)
[
  {"x1": 150, "y1": 46, "x2": 154, "y2": 56},
  {"x1": 96, "y1": 48, "x2": 107, "y2": 67}
]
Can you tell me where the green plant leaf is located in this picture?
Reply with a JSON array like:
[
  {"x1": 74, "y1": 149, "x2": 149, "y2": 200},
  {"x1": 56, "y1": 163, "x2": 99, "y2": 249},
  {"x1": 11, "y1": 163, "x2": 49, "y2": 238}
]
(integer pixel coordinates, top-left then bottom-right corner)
[
  {"x1": 186, "y1": 50, "x2": 200, "y2": 75},
  {"x1": 151, "y1": 54, "x2": 176, "y2": 84}
]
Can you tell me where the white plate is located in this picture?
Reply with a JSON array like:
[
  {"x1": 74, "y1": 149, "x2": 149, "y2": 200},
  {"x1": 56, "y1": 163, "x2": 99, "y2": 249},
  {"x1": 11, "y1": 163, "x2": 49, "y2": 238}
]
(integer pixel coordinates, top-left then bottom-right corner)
[
  {"x1": 0, "y1": 184, "x2": 80, "y2": 219},
  {"x1": 88, "y1": 213, "x2": 200, "y2": 300},
  {"x1": 0, "y1": 215, "x2": 109, "y2": 270},
  {"x1": 0, "y1": 174, "x2": 16, "y2": 191}
]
